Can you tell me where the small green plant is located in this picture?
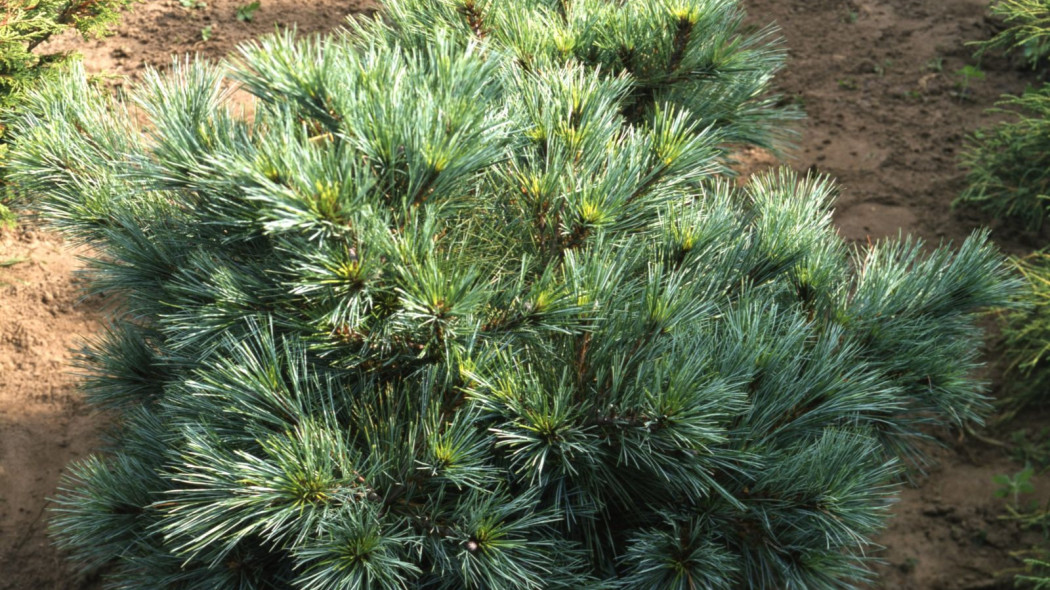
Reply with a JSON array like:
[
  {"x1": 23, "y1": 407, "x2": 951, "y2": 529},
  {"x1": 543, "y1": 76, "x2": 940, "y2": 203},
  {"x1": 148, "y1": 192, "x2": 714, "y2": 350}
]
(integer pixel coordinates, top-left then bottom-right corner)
[
  {"x1": 236, "y1": 1, "x2": 260, "y2": 22},
  {"x1": 925, "y1": 56, "x2": 945, "y2": 72},
  {"x1": 873, "y1": 59, "x2": 892, "y2": 77},
  {"x1": 957, "y1": 64, "x2": 986, "y2": 82},
  {"x1": 953, "y1": 64, "x2": 985, "y2": 100},
  {"x1": 991, "y1": 464, "x2": 1050, "y2": 587},
  {"x1": 180, "y1": 0, "x2": 206, "y2": 8},
  {"x1": 993, "y1": 465, "x2": 1049, "y2": 533},
  {"x1": 838, "y1": 77, "x2": 858, "y2": 90},
  {"x1": 200, "y1": 25, "x2": 213, "y2": 41},
  {"x1": 994, "y1": 466, "x2": 1037, "y2": 509}
]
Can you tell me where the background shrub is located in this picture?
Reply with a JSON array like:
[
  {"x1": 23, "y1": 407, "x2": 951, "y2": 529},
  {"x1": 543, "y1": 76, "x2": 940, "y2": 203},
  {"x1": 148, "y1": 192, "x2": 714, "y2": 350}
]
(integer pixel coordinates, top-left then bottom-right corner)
[
  {"x1": 959, "y1": 0, "x2": 1050, "y2": 409},
  {"x1": 963, "y1": 4, "x2": 1050, "y2": 586},
  {"x1": 0, "y1": 0, "x2": 130, "y2": 227},
  {"x1": 958, "y1": 0, "x2": 1050, "y2": 228},
  {"x1": 957, "y1": 85, "x2": 1050, "y2": 229},
  {"x1": 977, "y1": 0, "x2": 1050, "y2": 70},
  {"x1": 7, "y1": 1, "x2": 1016, "y2": 588},
  {"x1": 1002, "y1": 253, "x2": 1050, "y2": 412}
]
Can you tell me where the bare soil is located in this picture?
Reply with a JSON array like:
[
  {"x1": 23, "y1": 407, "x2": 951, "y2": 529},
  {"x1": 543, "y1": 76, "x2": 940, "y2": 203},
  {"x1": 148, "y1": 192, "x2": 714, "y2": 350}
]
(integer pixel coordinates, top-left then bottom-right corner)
[
  {"x1": 0, "y1": 230, "x2": 104, "y2": 590},
  {"x1": 2, "y1": 0, "x2": 1049, "y2": 588},
  {"x1": 741, "y1": 0, "x2": 1034, "y2": 245},
  {"x1": 42, "y1": 0, "x2": 380, "y2": 80}
]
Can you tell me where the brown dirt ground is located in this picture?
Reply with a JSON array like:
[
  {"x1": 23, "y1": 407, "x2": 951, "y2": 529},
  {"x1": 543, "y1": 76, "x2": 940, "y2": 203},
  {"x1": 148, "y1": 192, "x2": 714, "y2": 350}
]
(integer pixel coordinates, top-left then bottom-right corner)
[
  {"x1": 0, "y1": 230, "x2": 104, "y2": 590},
  {"x1": 3, "y1": 0, "x2": 1050, "y2": 588},
  {"x1": 745, "y1": 0, "x2": 1042, "y2": 254}
]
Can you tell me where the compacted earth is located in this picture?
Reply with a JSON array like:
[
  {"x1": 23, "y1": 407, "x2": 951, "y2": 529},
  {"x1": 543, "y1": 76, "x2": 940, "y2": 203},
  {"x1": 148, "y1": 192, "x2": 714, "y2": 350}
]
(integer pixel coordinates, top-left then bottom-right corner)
[{"x1": 2, "y1": 1, "x2": 1049, "y2": 588}]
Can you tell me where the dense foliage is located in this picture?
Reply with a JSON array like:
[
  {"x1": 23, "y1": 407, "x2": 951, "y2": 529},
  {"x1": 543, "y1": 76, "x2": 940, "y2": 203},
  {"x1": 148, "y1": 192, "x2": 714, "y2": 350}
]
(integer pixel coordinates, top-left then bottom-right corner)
[
  {"x1": 959, "y1": 0, "x2": 1050, "y2": 410},
  {"x1": 1001, "y1": 254, "x2": 1050, "y2": 410},
  {"x1": 977, "y1": 0, "x2": 1050, "y2": 70},
  {"x1": 958, "y1": 0, "x2": 1050, "y2": 227},
  {"x1": 0, "y1": 0, "x2": 129, "y2": 225},
  {"x1": 965, "y1": 4, "x2": 1050, "y2": 585},
  {"x1": 7, "y1": 1, "x2": 1016, "y2": 588},
  {"x1": 957, "y1": 85, "x2": 1050, "y2": 228}
]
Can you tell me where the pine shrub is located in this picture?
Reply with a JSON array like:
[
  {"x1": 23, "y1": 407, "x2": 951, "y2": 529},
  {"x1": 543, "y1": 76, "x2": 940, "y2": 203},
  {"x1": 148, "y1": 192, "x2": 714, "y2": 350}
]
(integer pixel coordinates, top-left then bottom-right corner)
[
  {"x1": 957, "y1": 85, "x2": 1050, "y2": 228},
  {"x1": 1000, "y1": 253, "x2": 1050, "y2": 410},
  {"x1": 957, "y1": 0, "x2": 1050, "y2": 229},
  {"x1": 977, "y1": 0, "x2": 1050, "y2": 70},
  {"x1": 0, "y1": 0, "x2": 130, "y2": 224},
  {"x1": 1018, "y1": 557, "x2": 1050, "y2": 589},
  {"x1": 959, "y1": 6, "x2": 1050, "y2": 587},
  {"x1": 959, "y1": 0, "x2": 1050, "y2": 416},
  {"x1": 6, "y1": 1, "x2": 1017, "y2": 588}
]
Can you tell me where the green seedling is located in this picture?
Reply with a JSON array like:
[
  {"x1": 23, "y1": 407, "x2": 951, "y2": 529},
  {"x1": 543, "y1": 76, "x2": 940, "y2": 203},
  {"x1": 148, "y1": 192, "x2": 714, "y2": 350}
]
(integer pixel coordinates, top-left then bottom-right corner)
[
  {"x1": 236, "y1": 1, "x2": 260, "y2": 22},
  {"x1": 957, "y1": 64, "x2": 985, "y2": 82},
  {"x1": 200, "y1": 25, "x2": 212, "y2": 41},
  {"x1": 953, "y1": 64, "x2": 985, "y2": 101},
  {"x1": 994, "y1": 466, "x2": 1036, "y2": 509},
  {"x1": 925, "y1": 56, "x2": 944, "y2": 72}
]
